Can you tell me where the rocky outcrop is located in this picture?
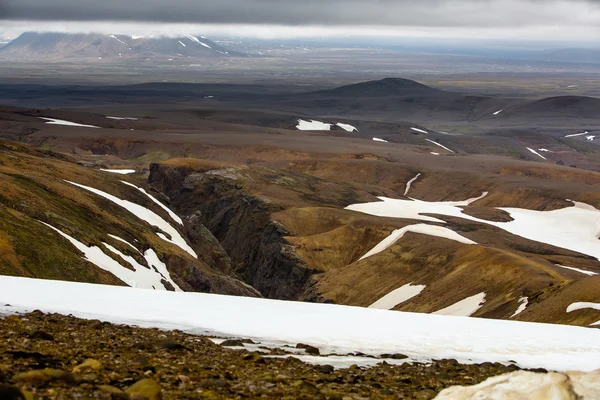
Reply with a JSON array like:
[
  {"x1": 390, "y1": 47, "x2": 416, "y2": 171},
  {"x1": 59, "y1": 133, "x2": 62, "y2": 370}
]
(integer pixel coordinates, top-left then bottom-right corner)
[{"x1": 148, "y1": 163, "x2": 316, "y2": 300}]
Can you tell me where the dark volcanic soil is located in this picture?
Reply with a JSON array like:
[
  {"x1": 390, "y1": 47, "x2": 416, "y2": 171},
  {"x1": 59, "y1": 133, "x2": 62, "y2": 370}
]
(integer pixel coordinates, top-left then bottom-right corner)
[{"x1": 0, "y1": 312, "x2": 520, "y2": 399}]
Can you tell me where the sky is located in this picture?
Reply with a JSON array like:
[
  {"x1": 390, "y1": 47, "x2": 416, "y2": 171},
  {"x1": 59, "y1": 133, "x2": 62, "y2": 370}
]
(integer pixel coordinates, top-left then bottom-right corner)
[{"x1": 1, "y1": 0, "x2": 599, "y2": 44}]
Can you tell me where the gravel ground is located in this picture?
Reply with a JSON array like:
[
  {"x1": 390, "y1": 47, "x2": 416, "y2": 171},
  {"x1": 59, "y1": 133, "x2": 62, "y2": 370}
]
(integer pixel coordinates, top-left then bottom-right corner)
[{"x1": 0, "y1": 311, "x2": 522, "y2": 399}]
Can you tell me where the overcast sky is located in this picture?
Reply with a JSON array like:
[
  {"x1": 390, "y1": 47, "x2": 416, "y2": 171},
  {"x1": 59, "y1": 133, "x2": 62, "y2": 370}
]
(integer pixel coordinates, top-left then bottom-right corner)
[{"x1": 1, "y1": 0, "x2": 599, "y2": 43}]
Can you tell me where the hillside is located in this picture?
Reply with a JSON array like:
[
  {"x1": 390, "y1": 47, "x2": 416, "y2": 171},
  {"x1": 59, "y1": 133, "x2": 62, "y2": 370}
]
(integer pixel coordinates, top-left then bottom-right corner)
[
  {"x1": 0, "y1": 140, "x2": 257, "y2": 296},
  {"x1": 309, "y1": 77, "x2": 442, "y2": 97},
  {"x1": 0, "y1": 32, "x2": 245, "y2": 61}
]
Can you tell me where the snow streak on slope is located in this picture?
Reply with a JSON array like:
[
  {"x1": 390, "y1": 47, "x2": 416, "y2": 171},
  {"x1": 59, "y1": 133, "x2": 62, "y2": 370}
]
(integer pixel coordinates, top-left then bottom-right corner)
[
  {"x1": 556, "y1": 264, "x2": 598, "y2": 276},
  {"x1": 567, "y1": 303, "x2": 600, "y2": 326},
  {"x1": 102, "y1": 243, "x2": 182, "y2": 291},
  {"x1": 3, "y1": 276, "x2": 600, "y2": 371},
  {"x1": 527, "y1": 147, "x2": 547, "y2": 160},
  {"x1": 121, "y1": 181, "x2": 183, "y2": 225},
  {"x1": 359, "y1": 224, "x2": 476, "y2": 260},
  {"x1": 66, "y1": 181, "x2": 195, "y2": 257},
  {"x1": 411, "y1": 127, "x2": 429, "y2": 134},
  {"x1": 178, "y1": 40, "x2": 186, "y2": 47},
  {"x1": 373, "y1": 137, "x2": 388, "y2": 143},
  {"x1": 108, "y1": 234, "x2": 141, "y2": 254},
  {"x1": 404, "y1": 173, "x2": 422, "y2": 196},
  {"x1": 100, "y1": 169, "x2": 136, "y2": 175},
  {"x1": 296, "y1": 119, "x2": 331, "y2": 131},
  {"x1": 109, "y1": 35, "x2": 127, "y2": 45},
  {"x1": 434, "y1": 292, "x2": 486, "y2": 317},
  {"x1": 39, "y1": 222, "x2": 179, "y2": 290},
  {"x1": 336, "y1": 122, "x2": 358, "y2": 132},
  {"x1": 565, "y1": 131, "x2": 589, "y2": 138},
  {"x1": 346, "y1": 196, "x2": 600, "y2": 261},
  {"x1": 493, "y1": 110, "x2": 503, "y2": 115},
  {"x1": 511, "y1": 297, "x2": 529, "y2": 318},
  {"x1": 39, "y1": 118, "x2": 99, "y2": 128},
  {"x1": 425, "y1": 139, "x2": 455, "y2": 153},
  {"x1": 106, "y1": 116, "x2": 138, "y2": 120},
  {"x1": 369, "y1": 283, "x2": 426, "y2": 310}
]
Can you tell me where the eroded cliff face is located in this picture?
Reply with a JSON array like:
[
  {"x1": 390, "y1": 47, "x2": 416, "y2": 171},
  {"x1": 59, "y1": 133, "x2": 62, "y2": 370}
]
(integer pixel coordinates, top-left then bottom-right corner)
[{"x1": 148, "y1": 163, "x2": 316, "y2": 300}]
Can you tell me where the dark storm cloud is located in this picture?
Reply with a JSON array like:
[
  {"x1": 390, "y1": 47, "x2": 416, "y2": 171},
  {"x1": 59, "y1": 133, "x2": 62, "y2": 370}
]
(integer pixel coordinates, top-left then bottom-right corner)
[{"x1": 0, "y1": 0, "x2": 599, "y2": 27}]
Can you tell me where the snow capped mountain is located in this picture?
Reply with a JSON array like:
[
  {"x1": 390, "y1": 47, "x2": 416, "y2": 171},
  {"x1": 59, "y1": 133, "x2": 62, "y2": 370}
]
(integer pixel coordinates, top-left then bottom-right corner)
[{"x1": 0, "y1": 32, "x2": 246, "y2": 60}]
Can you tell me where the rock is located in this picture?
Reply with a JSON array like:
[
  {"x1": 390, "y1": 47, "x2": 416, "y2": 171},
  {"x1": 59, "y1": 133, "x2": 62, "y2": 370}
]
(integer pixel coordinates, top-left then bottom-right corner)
[
  {"x1": 98, "y1": 384, "x2": 127, "y2": 399},
  {"x1": 27, "y1": 330, "x2": 54, "y2": 341},
  {"x1": 13, "y1": 368, "x2": 76, "y2": 385},
  {"x1": 296, "y1": 343, "x2": 320, "y2": 356},
  {"x1": 435, "y1": 371, "x2": 598, "y2": 399},
  {"x1": 220, "y1": 339, "x2": 244, "y2": 347},
  {"x1": 126, "y1": 378, "x2": 162, "y2": 400},
  {"x1": 0, "y1": 384, "x2": 25, "y2": 400},
  {"x1": 73, "y1": 359, "x2": 103, "y2": 373},
  {"x1": 242, "y1": 353, "x2": 265, "y2": 364},
  {"x1": 156, "y1": 340, "x2": 186, "y2": 351},
  {"x1": 381, "y1": 353, "x2": 409, "y2": 360},
  {"x1": 316, "y1": 364, "x2": 335, "y2": 374}
]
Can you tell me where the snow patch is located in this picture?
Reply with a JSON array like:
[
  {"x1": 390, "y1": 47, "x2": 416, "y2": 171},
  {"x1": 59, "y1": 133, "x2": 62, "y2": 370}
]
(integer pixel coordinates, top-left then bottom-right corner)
[
  {"x1": 434, "y1": 292, "x2": 486, "y2": 317},
  {"x1": 511, "y1": 297, "x2": 529, "y2": 318},
  {"x1": 586, "y1": 135, "x2": 596, "y2": 141},
  {"x1": 178, "y1": 40, "x2": 187, "y2": 47},
  {"x1": 359, "y1": 224, "x2": 476, "y2": 260},
  {"x1": 567, "y1": 303, "x2": 600, "y2": 326},
  {"x1": 65, "y1": 181, "x2": 194, "y2": 257},
  {"x1": 404, "y1": 173, "x2": 422, "y2": 196},
  {"x1": 106, "y1": 116, "x2": 138, "y2": 120},
  {"x1": 493, "y1": 110, "x2": 503, "y2": 115},
  {"x1": 347, "y1": 195, "x2": 600, "y2": 261},
  {"x1": 426, "y1": 139, "x2": 454, "y2": 153},
  {"x1": 40, "y1": 222, "x2": 178, "y2": 291},
  {"x1": 411, "y1": 127, "x2": 429, "y2": 134},
  {"x1": 369, "y1": 283, "x2": 427, "y2": 310},
  {"x1": 538, "y1": 148, "x2": 551, "y2": 152},
  {"x1": 3, "y1": 276, "x2": 600, "y2": 371},
  {"x1": 336, "y1": 122, "x2": 358, "y2": 132},
  {"x1": 39, "y1": 118, "x2": 99, "y2": 128},
  {"x1": 100, "y1": 169, "x2": 136, "y2": 175},
  {"x1": 527, "y1": 147, "x2": 547, "y2": 160},
  {"x1": 103, "y1": 243, "x2": 182, "y2": 291},
  {"x1": 372, "y1": 137, "x2": 388, "y2": 143},
  {"x1": 185, "y1": 34, "x2": 201, "y2": 44},
  {"x1": 431, "y1": 152, "x2": 440, "y2": 155},
  {"x1": 296, "y1": 119, "x2": 332, "y2": 131},
  {"x1": 556, "y1": 265, "x2": 598, "y2": 276}
]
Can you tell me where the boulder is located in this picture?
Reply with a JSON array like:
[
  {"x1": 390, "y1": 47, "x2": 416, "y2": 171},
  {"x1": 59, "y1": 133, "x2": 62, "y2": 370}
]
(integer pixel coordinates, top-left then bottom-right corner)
[{"x1": 436, "y1": 370, "x2": 600, "y2": 399}]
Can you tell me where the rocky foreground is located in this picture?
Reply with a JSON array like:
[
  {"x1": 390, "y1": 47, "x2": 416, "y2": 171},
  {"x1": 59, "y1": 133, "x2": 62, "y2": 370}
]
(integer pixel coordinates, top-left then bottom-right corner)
[{"x1": 0, "y1": 312, "x2": 522, "y2": 399}]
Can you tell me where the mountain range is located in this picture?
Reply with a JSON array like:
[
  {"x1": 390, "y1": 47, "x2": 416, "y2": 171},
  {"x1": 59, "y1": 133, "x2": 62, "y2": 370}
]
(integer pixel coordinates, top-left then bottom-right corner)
[{"x1": 0, "y1": 32, "x2": 245, "y2": 60}]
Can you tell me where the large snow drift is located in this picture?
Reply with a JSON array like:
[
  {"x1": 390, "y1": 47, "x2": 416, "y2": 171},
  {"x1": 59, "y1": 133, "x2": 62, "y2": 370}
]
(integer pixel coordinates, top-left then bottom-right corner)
[{"x1": 2, "y1": 276, "x2": 600, "y2": 372}]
